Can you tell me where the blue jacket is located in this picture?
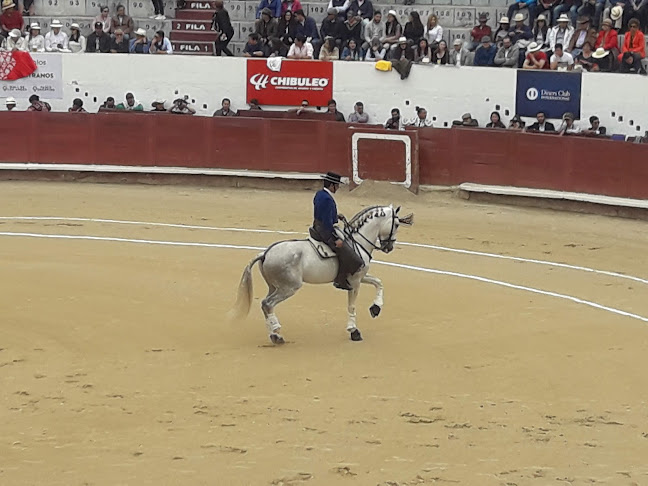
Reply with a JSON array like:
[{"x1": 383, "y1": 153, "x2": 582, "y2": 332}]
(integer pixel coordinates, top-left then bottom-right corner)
[
  {"x1": 474, "y1": 44, "x2": 497, "y2": 66},
  {"x1": 256, "y1": 0, "x2": 281, "y2": 19},
  {"x1": 296, "y1": 16, "x2": 319, "y2": 41},
  {"x1": 313, "y1": 189, "x2": 338, "y2": 240}
]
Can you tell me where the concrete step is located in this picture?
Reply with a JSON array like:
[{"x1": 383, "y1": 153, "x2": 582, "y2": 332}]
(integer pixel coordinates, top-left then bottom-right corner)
[
  {"x1": 170, "y1": 30, "x2": 219, "y2": 41},
  {"x1": 171, "y1": 39, "x2": 214, "y2": 54},
  {"x1": 175, "y1": 9, "x2": 215, "y2": 20}
]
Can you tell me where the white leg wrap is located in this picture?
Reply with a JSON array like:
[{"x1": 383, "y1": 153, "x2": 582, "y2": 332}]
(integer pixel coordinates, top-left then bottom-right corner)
[{"x1": 266, "y1": 314, "x2": 281, "y2": 333}]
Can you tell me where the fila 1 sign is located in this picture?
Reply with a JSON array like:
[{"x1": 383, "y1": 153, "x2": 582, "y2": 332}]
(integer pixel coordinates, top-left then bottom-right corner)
[{"x1": 246, "y1": 59, "x2": 333, "y2": 107}]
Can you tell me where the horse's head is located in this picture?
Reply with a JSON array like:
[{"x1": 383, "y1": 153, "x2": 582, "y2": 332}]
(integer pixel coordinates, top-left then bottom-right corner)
[{"x1": 378, "y1": 205, "x2": 414, "y2": 254}]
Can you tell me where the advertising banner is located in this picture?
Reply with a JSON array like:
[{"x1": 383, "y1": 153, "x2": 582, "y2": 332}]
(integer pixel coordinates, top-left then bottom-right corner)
[
  {"x1": 246, "y1": 59, "x2": 333, "y2": 107},
  {"x1": 515, "y1": 70, "x2": 582, "y2": 119},
  {"x1": 1, "y1": 53, "x2": 63, "y2": 100}
]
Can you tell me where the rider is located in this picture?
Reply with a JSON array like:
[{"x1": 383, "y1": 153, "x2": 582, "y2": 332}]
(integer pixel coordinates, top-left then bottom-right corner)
[{"x1": 311, "y1": 172, "x2": 364, "y2": 291}]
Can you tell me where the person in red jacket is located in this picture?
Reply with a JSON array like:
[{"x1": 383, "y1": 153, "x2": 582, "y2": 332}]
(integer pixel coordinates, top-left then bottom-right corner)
[
  {"x1": 618, "y1": 17, "x2": 645, "y2": 66},
  {"x1": 0, "y1": 0, "x2": 23, "y2": 39},
  {"x1": 595, "y1": 18, "x2": 618, "y2": 51}
]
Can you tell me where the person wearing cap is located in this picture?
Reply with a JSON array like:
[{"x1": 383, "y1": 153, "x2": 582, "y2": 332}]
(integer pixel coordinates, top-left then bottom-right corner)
[
  {"x1": 362, "y1": 10, "x2": 383, "y2": 51},
  {"x1": 68, "y1": 23, "x2": 86, "y2": 53},
  {"x1": 506, "y1": 0, "x2": 537, "y2": 29},
  {"x1": 5, "y1": 97, "x2": 16, "y2": 110},
  {"x1": 550, "y1": 43, "x2": 574, "y2": 69},
  {"x1": 94, "y1": 5, "x2": 113, "y2": 33},
  {"x1": 494, "y1": 16, "x2": 510, "y2": 47},
  {"x1": 86, "y1": 20, "x2": 110, "y2": 52},
  {"x1": 111, "y1": 4, "x2": 134, "y2": 39},
  {"x1": 27, "y1": 94, "x2": 51, "y2": 112},
  {"x1": 548, "y1": 13, "x2": 574, "y2": 52},
  {"x1": 523, "y1": 41, "x2": 549, "y2": 68},
  {"x1": 255, "y1": 7, "x2": 278, "y2": 46},
  {"x1": 508, "y1": 12, "x2": 532, "y2": 46},
  {"x1": 129, "y1": 27, "x2": 150, "y2": 54},
  {"x1": 45, "y1": 19, "x2": 68, "y2": 52},
  {"x1": 532, "y1": 14, "x2": 549, "y2": 48},
  {"x1": 448, "y1": 38, "x2": 471, "y2": 66},
  {"x1": 618, "y1": 17, "x2": 644, "y2": 66},
  {"x1": 459, "y1": 113, "x2": 479, "y2": 127},
  {"x1": 392, "y1": 35, "x2": 414, "y2": 60},
  {"x1": 1, "y1": 27, "x2": 24, "y2": 50},
  {"x1": 470, "y1": 13, "x2": 492, "y2": 51},
  {"x1": 425, "y1": 14, "x2": 442, "y2": 48},
  {"x1": 256, "y1": 0, "x2": 281, "y2": 19},
  {"x1": 212, "y1": 0, "x2": 234, "y2": 56},
  {"x1": 149, "y1": 29, "x2": 173, "y2": 54},
  {"x1": 321, "y1": 7, "x2": 343, "y2": 46},
  {"x1": 567, "y1": 16, "x2": 596, "y2": 55},
  {"x1": 347, "y1": 101, "x2": 368, "y2": 123},
  {"x1": 558, "y1": 112, "x2": 580, "y2": 135},
  {"x1": 151, "y1": 99, "x2": 167, "y2": 112},
  {"x1": 68, "y1": 98, "x2": 87, "y2": 113},
  {"x1": 26, "y1": 22, "x2": 43, "y2": 51},
  {"x1": 495, "y1": 35, "x2": 520, "y2": 67},
  {"x1": 0, "y1": 0, "x2": 23, "y2": 39},
  {"x1": 312, "y1": 172, "x2": 363, "y2": 291},
  {"x1": 591, "y1": 45, "x2": 613, "y2": 71},
  {"x1": 169, "y1": 97, "x2": 196, "y2": 115},
  {"x1": 287, "y1": 33, "x2": 313, "y2": 58},
  {"x1": 110, "y1": 28, "x2": 128, "y2": 53},
  {"x1": 380, "y1": 10, "x2": 401, "y2": 49},
  {"x1": 595, "y1": 18, "x2": 618, "y2": 55},
  {"x1": 474, "y1": 35, "x2": 496, "y2": 66}
]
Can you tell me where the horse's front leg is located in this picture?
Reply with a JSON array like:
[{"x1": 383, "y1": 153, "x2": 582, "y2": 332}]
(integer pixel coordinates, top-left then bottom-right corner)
[
  {"x1": 361, "y1": 274, "x2": 384, "y2": 318},
  {"x1": 347, "y1": 286, "x2": 363, "y2": 341}
]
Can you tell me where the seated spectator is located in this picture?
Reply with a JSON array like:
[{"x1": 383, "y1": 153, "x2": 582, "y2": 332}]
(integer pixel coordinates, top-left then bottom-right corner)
[
  {"x1": 414, "y1": 37, "x2": 432, "y2": 63},
  {"x1": 508, "y1": 13, "x2": 532, "y2": 46},
  {"x1": 68, "y1": 98, "x2": 87, "y2": 113},
  {"x1": 151, "y1": 99, "x2": 167, "y2": 111},
  {"x1": 150, "y1": 0, "x2": 166, "y2": 20},
  {"x1": 618, "y1": 18, "x2": 644, "y2": 68},
  {"x1": 319, "y1": 35, "x2": 340, "y2": 60},
  {"x1": 244, "y1": 33, "x2": 267, "y2": 57},
  {"x1": 553, "y1": 0, "x2": 579, "y2": 27},
  {"x1": 256, "y1": 0, "x2": 281, "y2": 19},
  {"x1": 169, "y1": 98, "x2": 196, "y2": 115},
  {"x1": 548, "y1": 14, "x2": 574, "y2": 52},
  {"x1": 403, "y1": 11, "x2": 423, "y2": 45},
  {"x1": 321, "y1": 8, "x2": 342, "y2": 46},
  {"x1": 5, "y1": 97, "x2": 16, "y2": 110},
  {"x1": 363, "y1": 10, "x2": 383, "y2": 51},
  {"x1": 68, "y1": 23, "x2": 86, "y2": 53},
  {"x1": 470, "y1": 13, "x2": 492, "y2": 51},
  {"x1": 425, "y1": 13, "x2": 443, "y2": 49},
  {"x1": 110, "y1": 29, "x2": 129, "y2": 53},
  {"x1": 390, "y1": 36, "x2": 414, "y2": 61},
  {"x1": 432, "y1": 40, "x2": 449, "y2": 64},
  {"x1": 558, "y1": 112, "x2": 580, "y2": 135},
  {"x1": 567, "y1": 16, "x2": 596, "y2": 56},
  {"x1": 1, "y1": 28, "x2": 24, "y2": 50},
  {"x1": 582, "y1": 115, "x2": 606, "y2": 135},
  {"x1": 276, "y1": 10, "x2": 297, "y2": 47},
  {"x1": 45, "y1": 19, "x2": 68, "y2": 52},
  {"x1": 523, "y1": 41, "x2": 549, "y2": 68},
  {"x1": 129, "y1": 28, "x2": 150, "y2": 53},
  {"x1": 213, "y1": 98, "x2": 237, "y2": 116},
  {"x1": 591, "y1": 46, "x2": 613, "y2": 71},
  {"x1": 494, "y1": 36, "x2": 520, "y2": 67},
  {"x1": 575, "y1": 41, "x2": 595, "y2": 69},
  {"x1": 255, "y1": 7, "x2": 278, "y2": 45},
  {"x1": 112, "y1": 4, "x2": 134, "y2": 39},
  {"x1": 328, "y1": 0, "x2": 350, "y2": 21},
  {"x1": 86, "y1": 21, "x2": 110, "y2": 53},
  {"x1": 342, "y1": 38, "x2": 363, "y2": 60},
  {"x1": 486, "y1": 111, "x2": 506, "y2": 128},
  {"x1": 508, "y1": 115, "x2": 524, "y2": 129},
  {"x1": 94, "y1": 5, "x2": 112, "y2": 34},
  {"x1": 619, "y1": 50, "x2": 644, "y2": 72},
  {"x1": 290, "y1": 99, "x2": 312, "y2": 115},
  {"x1": 526, "y1": 111, "x2": 555, "y2": 131},
  {"x1": 0, "y1": 1, "x2": 23, "y2": 40},
  {"x1": 474, "y1": 36, "x2": 496, "y2": 66},
  {"x1": 149, "y1": 30, "x2": 172, "y2": 54},
  {"x1": 410, "y1": 106, "x2": 433, "y2": 127},
  {"x1": 287, "y1": 34, "x2": 313, "y2": 58},
  {"x1": 578, "y1": 0, "x2": 604, "y2": 29},
  {"x1": 249, "y1": 99, "x2": 263, "y2": 110},
  {"x1": 381, "y1": 10, "x2": 401, "y2": 50},
  {"x1": 348, "y1": 0, "x2": 374, "y2": 27},
  {"x1": 294, "y1": 9, "x2": 320, "y2": 53},
  {"x1": 327, "y1": 99, "x2": 345, "y2": 121},
  {"x1": 100, "y1": 96, "x2": 116, "y2": 110},
  {"x1": 348, "y1": 101, "x2": 368, "y2": 123},
  {"x1": 340, "y1": 10, "x2": 362, "y2": 47},
  {"x1": 595, "y1": 19, "x2": 617, "y2": 58},
  {"x1": 384, "y1": 108, "x2": 402, "y2": 130},
  {"x1": 494, "y1": 16, "x2": 510, "y2": 47},
  {"x1": 507, "y1": 0, "x2": 537, "y2": 28},
  {"x1": 461, "y1": 112, "x2": 479, "y2": 127},
  {"x1": 26, "y1": 23, "x2": 44, "y2": 52},
  {"x1": 550, "y1": 43, "x2": 574, "y2": 69},
  {"x1": 448, "y1": 38, "x2": 471, "y2": 66},
  {"x1": 364, "y1": 37, "x2": 386, "y2": 60},
  {"x1": 532, "y1": 14, "x2": 549, "y2": 48},
  {"x1": 27, "y1": 94, "x2": 50, "y2": 112},
  {"x1": 281, "y1": 0, "x2": 301, "y2": 16},
  {"x1": 537, "y1": 0, "x2": 558, "y2": 24},
  {"x1": 116, "y1": 92, "x2": 143, "y2": 111}
]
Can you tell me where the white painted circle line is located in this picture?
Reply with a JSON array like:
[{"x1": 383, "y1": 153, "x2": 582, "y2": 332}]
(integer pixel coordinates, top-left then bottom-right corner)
[{"x1": 1, "y1": 230, "x2": 647, "y2": 325}]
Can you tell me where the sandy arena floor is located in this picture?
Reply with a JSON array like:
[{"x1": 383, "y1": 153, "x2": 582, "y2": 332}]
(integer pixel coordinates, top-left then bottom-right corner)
[{"x1": 1, "y1": 181, "x2": 648, "y2": 486}]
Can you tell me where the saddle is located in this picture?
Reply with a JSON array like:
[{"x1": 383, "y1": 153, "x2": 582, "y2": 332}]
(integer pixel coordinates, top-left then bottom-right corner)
[{"x1": 308, "y1": 227, "x2": 337, "y2": 259}]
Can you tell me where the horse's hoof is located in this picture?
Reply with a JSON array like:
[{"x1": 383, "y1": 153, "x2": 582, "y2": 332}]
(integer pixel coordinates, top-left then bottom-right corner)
[
  {"x1": 270, "y1": 333, "x2": 285, "y2": 345},
  {"x1": 369, "y1": 304, "x2": 381, "y2": 318},
  {"x1": 350, "y1": 329, "x2": 363, "y2": 342}
]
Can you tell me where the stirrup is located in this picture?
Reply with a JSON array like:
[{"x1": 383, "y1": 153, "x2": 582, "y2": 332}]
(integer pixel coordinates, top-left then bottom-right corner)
[{"x1": 333, "y1": 280, "x2": 353, "y2": 291}]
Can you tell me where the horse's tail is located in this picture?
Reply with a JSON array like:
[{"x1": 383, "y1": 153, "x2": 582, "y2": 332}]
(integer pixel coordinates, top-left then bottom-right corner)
[{"x1": 227, "y1": 252, "x2": 265, "y2": 322}]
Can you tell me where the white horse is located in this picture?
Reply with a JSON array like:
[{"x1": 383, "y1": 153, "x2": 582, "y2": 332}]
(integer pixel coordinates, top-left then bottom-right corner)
[{"x1": 229, "y1": 205, "x2": 413, "y2": 344}]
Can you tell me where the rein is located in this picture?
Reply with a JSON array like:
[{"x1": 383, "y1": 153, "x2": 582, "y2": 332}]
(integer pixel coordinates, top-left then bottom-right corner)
[{"x1": 342, "y1": 209, "x2": 397, "y2": 260}]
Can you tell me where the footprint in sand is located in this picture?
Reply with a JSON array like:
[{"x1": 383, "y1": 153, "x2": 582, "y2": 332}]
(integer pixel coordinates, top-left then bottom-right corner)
[{"x1": 270, "y1": 472, "x2": 312, "y2": 485}]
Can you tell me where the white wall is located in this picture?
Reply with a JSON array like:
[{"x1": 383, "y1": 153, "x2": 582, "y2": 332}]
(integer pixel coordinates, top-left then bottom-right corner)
[{"x1": 4, "y1": 54, "x2": 646, "y2": 136}]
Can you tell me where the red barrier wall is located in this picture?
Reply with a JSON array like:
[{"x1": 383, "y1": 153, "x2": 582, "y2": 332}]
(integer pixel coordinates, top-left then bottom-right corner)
[{"x1": 1, "y1": 113, "x2": 647, "y2": 200}]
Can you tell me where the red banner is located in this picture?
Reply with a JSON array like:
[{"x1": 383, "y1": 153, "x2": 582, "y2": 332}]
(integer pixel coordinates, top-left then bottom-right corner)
[
  {"x1": 246, "y1": 59, "x2": 334, "y2": 107},
  {"x1": 0, "y1": 51, "x2": 37, "y2": 81}
]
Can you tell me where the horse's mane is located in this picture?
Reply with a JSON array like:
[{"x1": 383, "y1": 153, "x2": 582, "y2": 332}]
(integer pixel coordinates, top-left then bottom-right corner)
[{"x1": 348, "y1": 205, "x2": 390, "y2": 229}]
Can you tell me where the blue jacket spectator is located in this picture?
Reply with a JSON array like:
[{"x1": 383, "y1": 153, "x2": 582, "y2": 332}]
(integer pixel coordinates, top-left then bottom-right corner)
[
  {"x1": 294, "y1": 9, "x2": 319, "y2": 41},
  {"x1": 256, "y1": 0, "x2": 281, "y2": 19},
  {"x1": 474, "y1": 36, "x2": 497, "y2": 66},
  {"x1": 129, "y1": 28, "x2": 150, "y2": 53}
]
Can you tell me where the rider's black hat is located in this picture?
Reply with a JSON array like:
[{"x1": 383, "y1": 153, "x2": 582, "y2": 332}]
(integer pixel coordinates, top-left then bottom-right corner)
[{"x1": 322, "y1": 172, "x2": 344, "y2": 185}]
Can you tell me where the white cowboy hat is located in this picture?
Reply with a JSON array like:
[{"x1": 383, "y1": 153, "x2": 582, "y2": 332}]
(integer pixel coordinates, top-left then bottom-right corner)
[
  {"x1": 592, "y1": 47, "x2": 609, "y2": 58},
  {"x1": 398, "y1": 36, "x2": 407, "y2": 43},
  {"x1": 5, "y1": 97, "x2": 16, "y2": 105},
  {"x1": 29, "y1": 22, "x2": 41, "y2": 30},
  {"x1": 557, "y1": 13, "x2": 569, "y2": 22},
  {"x1": 8, "y1": 28, "x2": 20, "y2": 38},
  {"x1": 499, "y1": 16, "x2": 509, "y2": 23},
  {"x1": 70, "y1": 22, "x2": 80, "y2": 29},
  {"x1": 388, "y1": 9, "x2": 397, "y2": 17},
  {"x1": 610, "y1": 5, "x2": 623, "y2": 20},
  {"x1": 527, "y1": 41, "x2": 542, "y2": 52},
  {"x1": 1, "y1": 0, "x2": 15, "y2": 10},
  {"x1": 513, "y1": 13, "x2": 524, "y2": 22},
  {"x1": 50, "y1": 19, "x2": 63, "y2": 28},
  {"x1": 536, "y1": 14, "x2": 546, "y2": 21},
  {"x1": 135, "y1": 27, "x2": 147, "y2": 36}
]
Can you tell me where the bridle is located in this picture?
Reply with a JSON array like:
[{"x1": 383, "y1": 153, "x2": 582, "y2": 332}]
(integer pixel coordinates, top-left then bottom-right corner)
[{"x1": 343, "y1": 210, "x2": 398, "y2": 259}]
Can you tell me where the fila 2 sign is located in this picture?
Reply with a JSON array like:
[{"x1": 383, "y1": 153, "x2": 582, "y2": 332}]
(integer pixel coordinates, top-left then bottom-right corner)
[{"x1": 246, "y1": 59, "x2": 333, "y2": 107}]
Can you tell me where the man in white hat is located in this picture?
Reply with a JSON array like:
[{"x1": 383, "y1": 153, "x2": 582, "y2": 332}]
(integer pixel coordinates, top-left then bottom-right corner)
[
  {"x1": 506, "y1": 0, "x2": 536, "y2": 28},
  {"x1": 1, "y1": 27, "x2": 23, "y2": 50},
  {"x1": 129, "y1": 28, "x2": 150, "y2": 54},
  {"x1": 26, "y1": 22, "x2": 43, "y2": 52},
  {"x1": 509, "y1": 12, "x2": 532, "y2": 45},
  {"x1": 591, "y1": 46, "x2": 613, "y2": 71},
  {"x1": 548, "y1": 13, "x2": 574, "y2": 52},
  {"x1": 523, "y1": 41, "x2": 549, "y2": 68},
  {"x1": 0, "y1": 0, "x2": 23, "y2": 39},
  {"x1": 494, "y1": 16, "x2": 510, "y2": 46},
  {"x1": 45, "y1": 19, "x2": 69, "y2": 52},
  {"x1": 393, "y1": 35, "x2": 414, "y2": 60},
  {"x1": 5, "y1": 97, "x2": 16, "y2": 110}
]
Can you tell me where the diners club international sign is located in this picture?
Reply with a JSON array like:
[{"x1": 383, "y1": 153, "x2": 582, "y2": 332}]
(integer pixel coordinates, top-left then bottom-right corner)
[{"x1": 246, "y1": 59, "x2": 333, "y2": 107}]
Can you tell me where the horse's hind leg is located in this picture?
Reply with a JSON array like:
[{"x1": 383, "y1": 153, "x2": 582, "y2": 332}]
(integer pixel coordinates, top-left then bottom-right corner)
[{"x1": 261, "y1": 284, "x2": 300, "y2": 344}]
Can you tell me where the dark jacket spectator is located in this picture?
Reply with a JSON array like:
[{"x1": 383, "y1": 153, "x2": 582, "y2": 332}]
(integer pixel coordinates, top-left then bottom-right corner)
[
  {"x1": 276, "y1": 10, "x2": 298, "y2": 45},
  {"x1": 340, "y1": 11, "x2": 362, "y2": 45},
  {"x1": 294, "y1": 9, "x2": 319, "y2": 41},
  {"x1": 320, "y1": 9, "x2": 342, "y2": 41},
  {"x1": 212, "y1": 6, "x2": 235, "y2": 40},
  {"x1": 391, "y1": 38, "x2": 414, "y2": 61},
  {"x1": 110, "y1": 30, "x2": 129, "y2": 53},
  {"x1": 256, "y1": 0, "x2": 281, "y2": 19},
  {"x1": 86, "y1": 25, "x2": 111, "y2": 53},
  {"x1": 111, "y1": 5, "x2": 134, "y2": 37},
  {"x1": 403, "y1": 11, "x2": 424, "y2": 43},
  {"x1": 255, "y1": 8, "x2": 278, "y2": 43},
  {"x1": 347, "y1": 0, "x2": 373, "y2": 20},
  {"x1": 474, "y1": 37, "x2": 497, "y2": 66}
]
